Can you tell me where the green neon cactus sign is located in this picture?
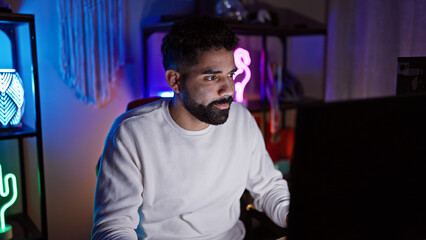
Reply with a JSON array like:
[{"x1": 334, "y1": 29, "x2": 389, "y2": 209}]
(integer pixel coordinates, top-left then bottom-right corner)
[{"x1": 0, "y1": 164, "x2": 17, "y2": 239}]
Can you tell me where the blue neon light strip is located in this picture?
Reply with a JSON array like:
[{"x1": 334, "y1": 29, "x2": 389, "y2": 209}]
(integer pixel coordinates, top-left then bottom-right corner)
[{"x1": 158, "y1": 91, "x2": 174, "y2": 98}]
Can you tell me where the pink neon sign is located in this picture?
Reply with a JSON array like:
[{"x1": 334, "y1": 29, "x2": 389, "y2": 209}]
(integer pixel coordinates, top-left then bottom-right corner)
[{"x1": 233, "y1": 47, "x2": 251, "y2": 103}]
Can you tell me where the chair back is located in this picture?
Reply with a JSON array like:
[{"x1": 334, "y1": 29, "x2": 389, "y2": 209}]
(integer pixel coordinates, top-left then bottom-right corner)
[{"x1": 126, "y1": 97, "x2": 163, "y2": 111}]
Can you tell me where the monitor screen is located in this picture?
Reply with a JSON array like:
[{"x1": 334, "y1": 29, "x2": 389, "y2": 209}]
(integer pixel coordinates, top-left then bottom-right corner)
[{"x1": 288, "y1": 94, "x2": 426, "y2": 240}]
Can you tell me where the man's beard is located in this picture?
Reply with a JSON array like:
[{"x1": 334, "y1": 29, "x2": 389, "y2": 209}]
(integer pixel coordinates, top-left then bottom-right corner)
[{"x1": 182, "y1": 92, "x2": 233, "y2": 125}]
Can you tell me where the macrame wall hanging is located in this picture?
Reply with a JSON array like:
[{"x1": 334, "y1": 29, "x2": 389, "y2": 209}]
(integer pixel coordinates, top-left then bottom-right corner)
[{"x1": 58, "y1": 0, "x2": 125, "y2": 107}]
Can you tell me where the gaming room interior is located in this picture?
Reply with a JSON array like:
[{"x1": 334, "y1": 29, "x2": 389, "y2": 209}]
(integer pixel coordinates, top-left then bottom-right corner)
[{"x1": 0, "y1": 0, "x2": 425, "y2": 239}]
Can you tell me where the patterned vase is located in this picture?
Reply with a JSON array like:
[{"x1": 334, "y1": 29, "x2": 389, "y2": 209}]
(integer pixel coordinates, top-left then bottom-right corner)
[{"x1": 0, "y1": 69, "x2": 24, "y2": 131}]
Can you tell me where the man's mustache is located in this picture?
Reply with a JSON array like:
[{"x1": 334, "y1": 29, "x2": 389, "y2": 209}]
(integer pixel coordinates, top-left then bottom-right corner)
[{"x1": 210, "y1": 97, "x2": 234, "y2": 106}]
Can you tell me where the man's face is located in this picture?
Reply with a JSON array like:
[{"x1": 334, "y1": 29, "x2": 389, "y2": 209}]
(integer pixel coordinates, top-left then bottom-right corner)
[{"x1": 180, "y1": 48, "x2": 236, "y2": 125}]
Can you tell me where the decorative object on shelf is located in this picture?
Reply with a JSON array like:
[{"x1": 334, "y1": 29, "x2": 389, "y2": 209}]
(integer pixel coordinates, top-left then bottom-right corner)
[
  {"x1": 0, "y1": 163, "x2": 17, "y2": 240},
  {"x1": 233, "y1": 47, "x2": 251, "y2": 103},
  {"x1": 0, "y1": 69, "x2": 24, "y2": 131},
  {"x1": 266, "y1": 62, "x2": 281, "y2": 142},
  {"x1": 256, "y1": 9, "x2": 272, "y2": 24},
  {"x1": 58, "y1": 0, "x2": 125, "y2": 107},
  {"x1": 279, "y1": 71, "x2": 304, "y2": 102},
  {"x1": 215, "y1": 0, "x2": 247, "y2": 22},
  {"x1": 244, "y1": 3, "x2": 279, "y2": 26}
]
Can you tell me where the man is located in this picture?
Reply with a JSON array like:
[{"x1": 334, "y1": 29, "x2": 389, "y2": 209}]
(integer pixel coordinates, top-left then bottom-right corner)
[{"x1": 92, "y1": 15, "x2": 290, "y2": 240}]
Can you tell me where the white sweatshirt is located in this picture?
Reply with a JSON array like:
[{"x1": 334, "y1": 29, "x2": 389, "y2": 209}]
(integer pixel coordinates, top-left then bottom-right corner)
[{"x1": 92, "y1": 99, "x2": 290, "y2": 240}]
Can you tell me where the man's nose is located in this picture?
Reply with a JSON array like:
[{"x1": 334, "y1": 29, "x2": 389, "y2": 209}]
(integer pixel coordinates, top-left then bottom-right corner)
[{"x1": 218, "y1": 76, "x2": 235, "y2": 97}]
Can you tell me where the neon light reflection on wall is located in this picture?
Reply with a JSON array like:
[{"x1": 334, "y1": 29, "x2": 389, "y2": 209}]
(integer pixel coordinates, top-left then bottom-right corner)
[{"x1": 233, "y1": 47, "x2": 251, "y2": 103}]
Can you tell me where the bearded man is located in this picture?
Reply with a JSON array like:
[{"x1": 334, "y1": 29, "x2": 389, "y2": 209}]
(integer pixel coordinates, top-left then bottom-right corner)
[{"x1": 92, "y1": 15, "x2": 290, "y2": 240}]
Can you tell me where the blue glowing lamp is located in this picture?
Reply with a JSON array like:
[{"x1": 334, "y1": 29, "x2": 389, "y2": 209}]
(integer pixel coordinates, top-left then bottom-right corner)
[{"x1": 0, "y1": 69, "x2": 24, "y2": 131}]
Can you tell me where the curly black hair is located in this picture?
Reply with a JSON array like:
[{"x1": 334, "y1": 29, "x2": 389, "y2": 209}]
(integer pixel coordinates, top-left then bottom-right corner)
[{"x1": 161, "y1": 15, "x2": 239, "y2": 74}]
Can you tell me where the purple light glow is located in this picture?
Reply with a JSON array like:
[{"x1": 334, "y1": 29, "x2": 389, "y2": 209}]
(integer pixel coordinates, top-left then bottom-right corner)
[{"x1": 233, "y1": 47, "x2": 251, "y2": 102}]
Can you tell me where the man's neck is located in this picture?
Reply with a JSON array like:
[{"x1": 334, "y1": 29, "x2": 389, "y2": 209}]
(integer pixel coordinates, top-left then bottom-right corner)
[{"x1": 168, "y1": 97, "x2": 210, "y2": 131}]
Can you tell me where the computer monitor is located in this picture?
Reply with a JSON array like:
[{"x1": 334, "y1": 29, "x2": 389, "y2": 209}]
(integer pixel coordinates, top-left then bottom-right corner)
[{"x1": 287, "y1": 94, "x2": 426, "y2": 240}]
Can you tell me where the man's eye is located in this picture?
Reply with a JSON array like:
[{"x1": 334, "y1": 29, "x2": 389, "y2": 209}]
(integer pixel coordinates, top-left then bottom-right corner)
[
  {"x1": 206, "y1": 75, "x2": 217, "y2": 81},
  {"x1": 227, "y1": 72, "x2": 235, "y2": 78}
]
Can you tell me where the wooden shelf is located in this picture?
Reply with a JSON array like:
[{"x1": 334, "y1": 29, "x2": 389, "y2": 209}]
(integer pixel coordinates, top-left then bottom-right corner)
[
  {"x1": 0, "y1": 12, "x2": 47, "y2": 240},
  {"x1": 143, "y1": 21, "x2": 326, "y2": 38},
  {"x1": 0, "y1": 124, "x2": 37, "y2": 140}
]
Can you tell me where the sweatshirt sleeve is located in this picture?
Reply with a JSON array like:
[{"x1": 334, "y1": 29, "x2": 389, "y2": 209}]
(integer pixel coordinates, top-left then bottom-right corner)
[
  {"x1": 245, "y1": 115, "x2": 290, "y2": 228},
  {"x1": 92, "y1": 120, "x2": 144, "y2": 240}
]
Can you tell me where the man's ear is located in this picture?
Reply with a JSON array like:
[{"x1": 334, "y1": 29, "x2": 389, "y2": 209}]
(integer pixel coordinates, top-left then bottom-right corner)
[{"x1": 165, "y1": 69, "x2": 182, "y2": 93}]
